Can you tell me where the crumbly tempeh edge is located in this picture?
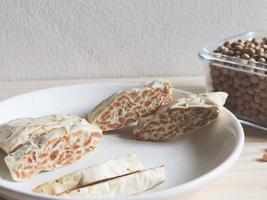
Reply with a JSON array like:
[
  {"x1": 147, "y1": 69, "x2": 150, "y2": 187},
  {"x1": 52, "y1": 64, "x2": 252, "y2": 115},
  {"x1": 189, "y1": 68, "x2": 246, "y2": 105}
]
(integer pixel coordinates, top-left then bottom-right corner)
[
  {"x1": 198, "y1": 92, "x2": 228, "y2": 107},
  {"x1": 0, "y1": 115, "x2": 90, "y2": 154},
  {"x1": 133, "y1": 92, "x2": 228, "y2": 141},
  {"x1": 33, "y1": 154, "x2": 144, "y2": 195},
  {"x1": 2, "y1": 115, "x2": 102, "y2": 181},
  {"x1": 87, "y1": 79, "x2": 173, "y2": 132},
  {"x1": 60, "y1": 165, "x2": 165, "y2": 198}
]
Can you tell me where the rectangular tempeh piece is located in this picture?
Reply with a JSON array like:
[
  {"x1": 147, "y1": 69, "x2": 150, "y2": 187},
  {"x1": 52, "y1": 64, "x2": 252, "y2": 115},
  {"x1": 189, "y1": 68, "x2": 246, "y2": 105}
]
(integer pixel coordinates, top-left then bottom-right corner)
[
  {"x1": 0, "y1": 115, "x2": 102, "y2": 181},
  {"x1": 88, "y1": 80, "x2": 173, "y2": 132},
  {"x1": 33, "y1": 154, "x2": 144, "y2": 195},
  {"x1": 60, "y1": 165, "x2": 165, "y2": 198},
  {"x1": 133, "y1": 92, "x2": 228, "y2": 141}
]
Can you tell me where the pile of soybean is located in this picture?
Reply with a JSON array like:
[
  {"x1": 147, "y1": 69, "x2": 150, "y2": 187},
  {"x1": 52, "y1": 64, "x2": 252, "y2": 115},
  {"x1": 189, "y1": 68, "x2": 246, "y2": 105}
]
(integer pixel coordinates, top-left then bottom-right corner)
[{"x1": 209, "y1": 38, "x2": 267, "y2": 125}]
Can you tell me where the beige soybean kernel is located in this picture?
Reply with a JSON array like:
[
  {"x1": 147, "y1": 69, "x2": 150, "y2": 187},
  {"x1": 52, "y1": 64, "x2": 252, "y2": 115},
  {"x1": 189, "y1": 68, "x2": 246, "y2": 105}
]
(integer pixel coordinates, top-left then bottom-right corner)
[
  {"x1": 251, "y1": 108, "x2": 259, "y2": 115},
  {"x1": 210, "y1": 67, "x2": 221, "y2": 76},
  {"x1": 250, "y1": 101, "x2": 259, "y2": 109},
  {"x1": 254, "y1": 95, "x2": 261, "y2": 103},
  {"x1": 244, "y1": 102, "x2": 251, "y2": 109},
  {"x1": 247, "y1": 87, "x2": 254, "y2": 95},
  {"x1": 261, "y1": 98, "x2": 267, "y2": 109},
  {"x1": 233, "y1": 77, "x2": 241, "y2": 85},
  {"x1": 239, "y1": 86, "x2": 246, "y2": 93},
  {"x1": 243, "y1": 94, "x2": 253, "y2": 101},
  {"x1": 222, "y1": 68, "x2": 229, "y2": 75},
  {"x1": 243, "y1": 110, "x2": 251, "y2": 116},
  {"x1": 258, "y1": 113, "x2": 266, "y2": 122},
  {"x1": 229, "y1": 70, "x2": 237, "y2": 77},
  {"x1": 249, "y1": 75, "x2": 259, "y2": 84},
  {"x1": 259, "y1": 80, "x2": 267, "y2": 89}
]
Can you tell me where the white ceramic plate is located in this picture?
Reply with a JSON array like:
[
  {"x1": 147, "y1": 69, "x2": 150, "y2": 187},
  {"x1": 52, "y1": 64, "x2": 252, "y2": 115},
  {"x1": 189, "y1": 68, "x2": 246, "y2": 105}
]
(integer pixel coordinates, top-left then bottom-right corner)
[{"x1": 0, "y1": 83, "x2": 244, "y2": 200}]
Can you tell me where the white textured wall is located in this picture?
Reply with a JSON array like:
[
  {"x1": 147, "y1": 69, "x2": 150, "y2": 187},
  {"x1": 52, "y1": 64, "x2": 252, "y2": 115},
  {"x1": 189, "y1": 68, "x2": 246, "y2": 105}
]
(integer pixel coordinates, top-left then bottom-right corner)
[{"x1": 0, "y1": 0, "x2": 266, "y2": 81}]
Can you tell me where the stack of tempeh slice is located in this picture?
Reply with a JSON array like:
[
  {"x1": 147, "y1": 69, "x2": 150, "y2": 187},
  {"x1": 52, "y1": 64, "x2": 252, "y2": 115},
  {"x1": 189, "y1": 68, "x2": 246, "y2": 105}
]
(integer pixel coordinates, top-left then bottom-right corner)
[
  {"x1": 33, "y1": 154, "x2": 165, "y2": 198},
  {"x1": 87, "y1": 79, "x2": 227, "y2": 141},
  {"x1": 0, "y1": 115, "x2": 102, "y2": 181}
]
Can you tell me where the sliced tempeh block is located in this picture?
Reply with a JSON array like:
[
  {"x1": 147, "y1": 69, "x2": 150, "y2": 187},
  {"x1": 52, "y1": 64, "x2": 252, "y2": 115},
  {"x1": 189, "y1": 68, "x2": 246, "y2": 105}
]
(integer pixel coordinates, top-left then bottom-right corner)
[
  {"x1": 0, "y1": 115, "x2": 102, "y2": 181},
  {"x1": 33, "y1": 154, "x2": 144, "y2": 195},
  {"x1": 133, "y1": 92, "x2": 228, "y2": 141},
  {"x1": 88, "y1": 80, "x2": 173, "y2": 132},
  {"x1": 60, "y1": 165, "x2": 165, "y2": 198}
]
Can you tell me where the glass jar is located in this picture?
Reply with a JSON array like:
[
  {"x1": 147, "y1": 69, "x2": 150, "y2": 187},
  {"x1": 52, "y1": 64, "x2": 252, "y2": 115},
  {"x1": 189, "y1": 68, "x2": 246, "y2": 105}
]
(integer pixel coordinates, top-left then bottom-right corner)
[{"x1": 199, "y1": 31, "x2": 267, "y2": 130}]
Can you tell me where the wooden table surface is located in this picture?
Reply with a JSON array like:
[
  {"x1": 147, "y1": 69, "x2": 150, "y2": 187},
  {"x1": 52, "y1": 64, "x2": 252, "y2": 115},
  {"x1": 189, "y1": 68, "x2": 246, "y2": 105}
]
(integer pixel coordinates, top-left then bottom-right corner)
[{"x1": 0, "y1": 76, "x2": 267, "y2": 200}]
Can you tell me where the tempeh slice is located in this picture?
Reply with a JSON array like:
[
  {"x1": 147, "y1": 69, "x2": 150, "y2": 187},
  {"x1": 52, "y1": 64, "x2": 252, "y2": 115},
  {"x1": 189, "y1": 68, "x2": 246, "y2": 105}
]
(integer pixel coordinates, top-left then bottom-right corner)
[
  {"x1": 133, "y1": 92, "x2": 228, "y2": 141},
  {"x1": 33, "y1": 154, "x2": 144, "y2": 195},
  {"x1": 60, "y1": 165, "x2": 165, "y2": 198},
  {"x1": 0, "y1": 115, "x2": 102, "y2": 181},
  {"x1": 88, "y1": 80, "x2": 173, "y2": 132}
]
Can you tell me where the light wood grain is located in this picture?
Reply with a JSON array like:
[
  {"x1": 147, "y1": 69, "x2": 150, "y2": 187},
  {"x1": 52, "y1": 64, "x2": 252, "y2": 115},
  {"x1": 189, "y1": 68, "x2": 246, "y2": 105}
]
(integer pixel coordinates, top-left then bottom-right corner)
[{"x1": 0, "y1": 77, "x2": 266, "y2": 200}]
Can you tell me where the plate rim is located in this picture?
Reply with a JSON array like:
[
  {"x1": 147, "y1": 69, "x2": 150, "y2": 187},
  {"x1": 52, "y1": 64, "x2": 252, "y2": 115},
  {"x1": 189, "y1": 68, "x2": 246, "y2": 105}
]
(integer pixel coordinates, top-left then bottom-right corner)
[{"x1": 0, "y1": 82, "x2": 245, "y2": 200}]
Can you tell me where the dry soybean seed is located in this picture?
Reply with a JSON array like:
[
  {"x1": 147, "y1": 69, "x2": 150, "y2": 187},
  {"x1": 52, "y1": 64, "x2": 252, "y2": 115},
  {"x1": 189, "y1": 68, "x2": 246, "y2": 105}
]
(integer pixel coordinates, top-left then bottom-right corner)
[
  {"x1": 223, "y1": 41, "x2": 230, "y2": 47},
  {"x1": 248, "y1": 43, "x2": 256, "y2": 48},
  {"x1": 241, "y1": 53, "x2": 250, "y2": 59},
  {"x1": 247, "y1": 48, "x2": 256, "y2": 55},
  {"x1": 249, "y1": 58, "x2": 256, "y2": 63},
  {"x1": 250, "y1": 75, "x2": 259, "y2": 84},
  {"x1": 257, "y1": 57, "x2": 266, "y2": 63},
  {"x1": 235, "y1": 45, "x2": 243, "y2": 51}
]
